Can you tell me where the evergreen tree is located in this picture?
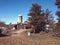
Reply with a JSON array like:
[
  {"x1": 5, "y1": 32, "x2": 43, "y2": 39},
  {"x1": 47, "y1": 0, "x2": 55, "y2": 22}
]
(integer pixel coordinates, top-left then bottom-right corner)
[
  {"x1": 55, "y1": 0, "x2": 60, "y2": 35},
  {"x1": 28, "y1": 4, "x2": 46, "y2": 33},
  {"x1": 45, "y1": 9, "x2": 54, "y2": 29}
]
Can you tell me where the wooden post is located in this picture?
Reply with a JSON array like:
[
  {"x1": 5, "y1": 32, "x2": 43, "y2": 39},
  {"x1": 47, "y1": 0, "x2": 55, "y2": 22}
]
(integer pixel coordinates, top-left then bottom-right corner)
[{"x1": 28, "y1": 32, "x2": 30, "y2": 36}]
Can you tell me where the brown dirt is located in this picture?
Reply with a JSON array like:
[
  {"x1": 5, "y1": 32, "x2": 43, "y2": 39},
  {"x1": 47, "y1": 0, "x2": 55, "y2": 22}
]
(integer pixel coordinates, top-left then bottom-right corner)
[{"x1": 0, "y1": 30, "x2": 60, "y2": 45}]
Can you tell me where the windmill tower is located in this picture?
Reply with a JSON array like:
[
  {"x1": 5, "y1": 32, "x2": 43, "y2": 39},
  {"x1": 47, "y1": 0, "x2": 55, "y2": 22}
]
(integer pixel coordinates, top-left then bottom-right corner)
[{"x1": 18, "y1": 14, "x2": 22, "y2": 23}]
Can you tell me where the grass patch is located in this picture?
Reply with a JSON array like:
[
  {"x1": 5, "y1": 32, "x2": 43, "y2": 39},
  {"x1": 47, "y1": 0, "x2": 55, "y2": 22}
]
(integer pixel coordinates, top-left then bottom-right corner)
[
  {"x1": 22, "y1": 31, "x2": 60, "y2": 42},
  {"x1": 29, "y1": 33, "x2": 52, "y2": 40},
  {"x1": 23, "y1": 31, "x2": 53, "y2": 40}
]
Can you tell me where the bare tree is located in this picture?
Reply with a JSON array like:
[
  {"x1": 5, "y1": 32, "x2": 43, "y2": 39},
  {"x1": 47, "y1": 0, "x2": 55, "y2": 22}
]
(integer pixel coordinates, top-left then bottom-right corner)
[{"x1": 0, "y1": 21, "x2": 6, "y2": 27}]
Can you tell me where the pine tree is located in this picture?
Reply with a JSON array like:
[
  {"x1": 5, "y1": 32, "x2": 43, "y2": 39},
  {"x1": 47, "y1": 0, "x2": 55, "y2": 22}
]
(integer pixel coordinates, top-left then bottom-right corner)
[
  {"x1": 28, "y1": 4, "x2": 46, "y2": 33},
  {"x1": 45, "y1": 9, "x2": 54, "y2": 29},
  {"x1": 55, "y1": 0, "x2": 60, "y2": 35}
]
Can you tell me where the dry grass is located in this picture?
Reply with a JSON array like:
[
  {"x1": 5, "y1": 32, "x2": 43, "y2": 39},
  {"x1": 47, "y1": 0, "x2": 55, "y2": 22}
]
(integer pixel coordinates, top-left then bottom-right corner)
[{"x1": 0, "y1": 30, "x2": 60, "y2": 45}]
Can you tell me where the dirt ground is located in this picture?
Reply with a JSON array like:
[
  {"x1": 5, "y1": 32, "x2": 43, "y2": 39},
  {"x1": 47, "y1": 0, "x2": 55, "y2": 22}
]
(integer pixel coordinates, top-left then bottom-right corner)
[{"x1": 0, "y1": 30, "x2": 60, "y2": 45}]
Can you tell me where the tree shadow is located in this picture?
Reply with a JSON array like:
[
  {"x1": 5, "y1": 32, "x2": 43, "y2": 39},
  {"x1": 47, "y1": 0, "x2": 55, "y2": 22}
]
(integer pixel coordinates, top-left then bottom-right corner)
[{"x1": 0, "y1": 34, "x2": 9, "y2": 37}]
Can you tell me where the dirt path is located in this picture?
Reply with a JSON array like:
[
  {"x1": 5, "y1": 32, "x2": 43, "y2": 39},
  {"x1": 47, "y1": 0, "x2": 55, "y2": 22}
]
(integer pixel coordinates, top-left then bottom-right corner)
[
  {"x1": 0, "y1": 30, "x2": 40, "y2": 45},
  {"x1": 11, "y1": 29, "x2": 24, "y2": 36}
]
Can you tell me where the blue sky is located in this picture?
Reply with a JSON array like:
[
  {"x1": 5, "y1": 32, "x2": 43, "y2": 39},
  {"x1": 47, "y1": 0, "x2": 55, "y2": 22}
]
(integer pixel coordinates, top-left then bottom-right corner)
[{"x1": 0, "y1": 0, "x2": 57, "y2": 24}]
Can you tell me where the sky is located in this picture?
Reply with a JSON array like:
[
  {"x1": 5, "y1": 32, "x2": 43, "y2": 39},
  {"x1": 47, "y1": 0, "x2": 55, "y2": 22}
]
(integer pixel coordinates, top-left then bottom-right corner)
[{"x1": 0, "y1": 0, "x2": 58, "y2": 24}]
